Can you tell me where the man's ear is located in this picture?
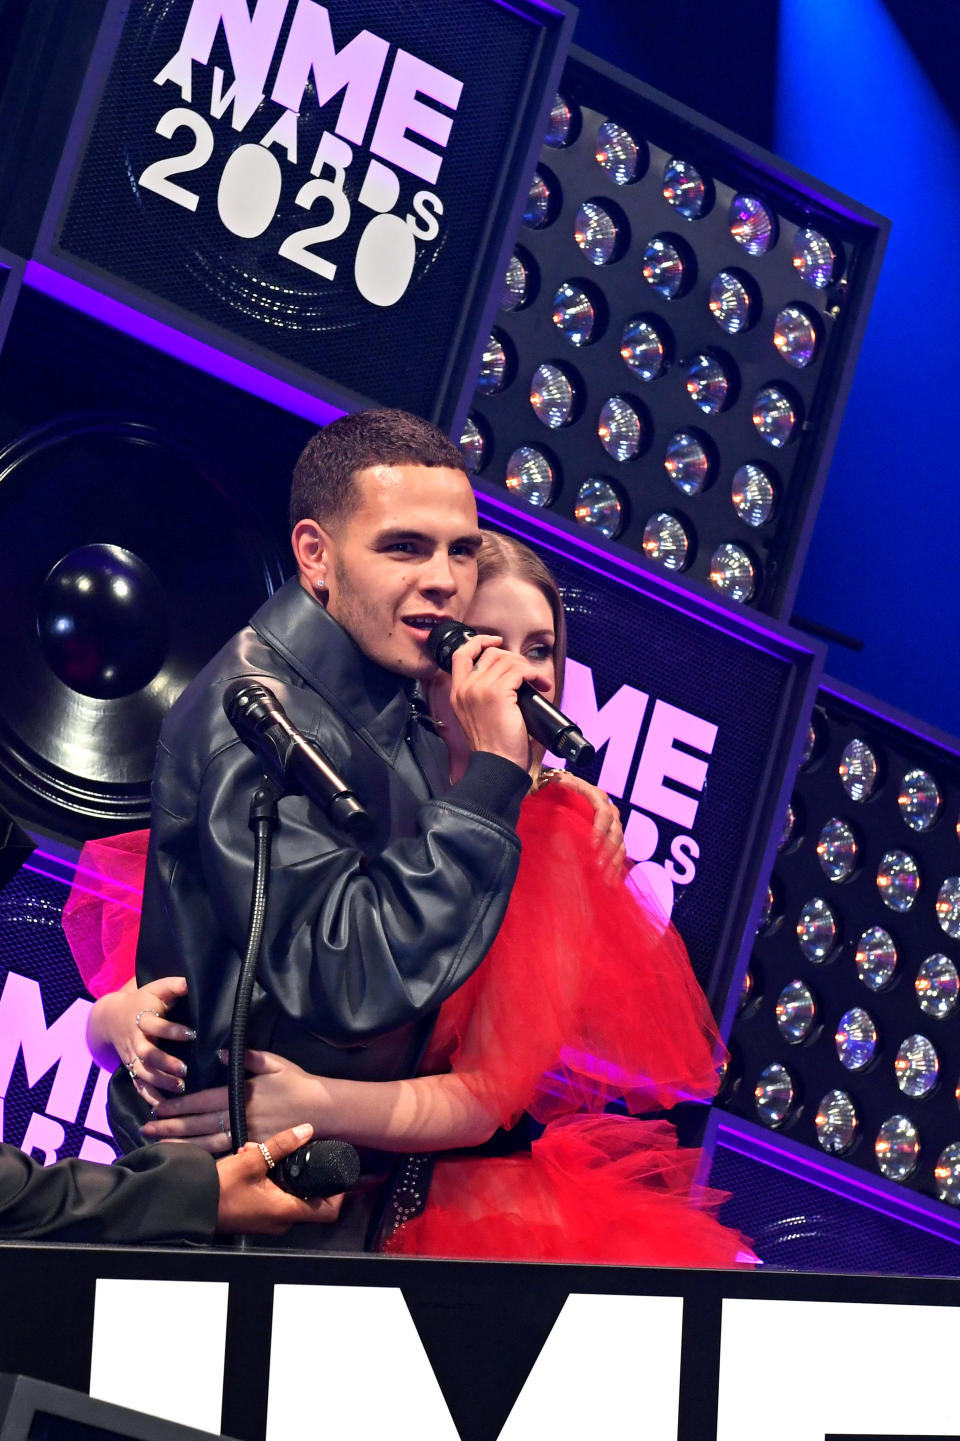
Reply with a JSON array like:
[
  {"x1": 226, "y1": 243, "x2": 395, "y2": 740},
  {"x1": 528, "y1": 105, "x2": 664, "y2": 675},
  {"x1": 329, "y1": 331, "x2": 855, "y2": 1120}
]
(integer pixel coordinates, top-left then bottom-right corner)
[{"x1": 291, "y1": 518, "x2": 333, "y2": 596}]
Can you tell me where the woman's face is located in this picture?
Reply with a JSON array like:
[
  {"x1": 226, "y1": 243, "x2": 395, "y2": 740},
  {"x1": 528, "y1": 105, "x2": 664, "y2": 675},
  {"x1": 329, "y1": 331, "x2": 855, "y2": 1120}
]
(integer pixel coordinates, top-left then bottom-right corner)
[{"x1": 466, "y1": 573, "x2": 557, "y2": 703}]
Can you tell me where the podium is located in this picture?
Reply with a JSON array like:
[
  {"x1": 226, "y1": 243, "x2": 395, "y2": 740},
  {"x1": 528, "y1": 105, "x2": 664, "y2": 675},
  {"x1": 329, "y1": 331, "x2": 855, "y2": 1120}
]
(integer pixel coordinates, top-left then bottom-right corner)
[{"x1": 3, "y1": 1241, "x2": 960, "y2": 1441}]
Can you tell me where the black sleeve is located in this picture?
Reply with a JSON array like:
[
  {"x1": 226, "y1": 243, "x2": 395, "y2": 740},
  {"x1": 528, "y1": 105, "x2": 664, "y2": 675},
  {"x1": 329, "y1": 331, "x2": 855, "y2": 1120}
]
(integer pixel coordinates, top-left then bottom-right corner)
[
  {"x1": 193, "y1": 743, "x2": 531, "y2": 1042},
  {"x1": 0, "y1": 1142, "x2": 219, "y2": 1243}
]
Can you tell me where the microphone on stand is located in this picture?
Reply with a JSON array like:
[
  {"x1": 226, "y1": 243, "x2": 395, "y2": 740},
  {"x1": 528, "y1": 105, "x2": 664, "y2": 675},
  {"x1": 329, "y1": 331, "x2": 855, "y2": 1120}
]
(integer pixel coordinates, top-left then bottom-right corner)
[
  {"x1": 427, "y1": 621, "x2": 596, "y2": 768},
  {"x1": 223, "y1": 679, "x2": 372, "y2": 839},
  {"x1": 222, "y1": 678, "x2": 364, "y2": 1202}
]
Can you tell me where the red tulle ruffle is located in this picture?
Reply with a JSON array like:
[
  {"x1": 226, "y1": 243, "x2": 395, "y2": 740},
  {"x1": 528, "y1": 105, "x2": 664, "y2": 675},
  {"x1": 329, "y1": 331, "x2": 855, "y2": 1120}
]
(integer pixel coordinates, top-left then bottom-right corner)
[
  {"x1": 385, "y1": 1113, "x2": 752, "y2": 1267},
  {"x1": 422, "y1": 785, "x2": 725, "y2": 1131}
]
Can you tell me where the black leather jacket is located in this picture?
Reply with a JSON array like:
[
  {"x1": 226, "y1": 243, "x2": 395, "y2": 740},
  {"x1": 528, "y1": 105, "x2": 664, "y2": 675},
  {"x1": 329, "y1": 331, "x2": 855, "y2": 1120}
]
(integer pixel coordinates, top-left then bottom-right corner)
[{"x1": 108, "y1": 579, "x2": 529, "y2": 1152}]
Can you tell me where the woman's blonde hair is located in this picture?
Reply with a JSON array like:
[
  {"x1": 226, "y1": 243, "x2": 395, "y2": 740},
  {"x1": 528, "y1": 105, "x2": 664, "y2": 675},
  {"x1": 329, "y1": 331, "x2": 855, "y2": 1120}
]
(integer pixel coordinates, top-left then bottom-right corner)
[{"x1": 477, "y1": 531, "x2": 567, "y2": 702}]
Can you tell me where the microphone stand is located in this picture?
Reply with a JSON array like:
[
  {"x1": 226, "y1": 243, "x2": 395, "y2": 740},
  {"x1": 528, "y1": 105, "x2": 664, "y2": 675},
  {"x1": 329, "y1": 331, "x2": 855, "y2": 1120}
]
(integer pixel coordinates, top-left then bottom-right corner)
[
  {"x1": 229, "y1": 776, "x2": 282, "y2": 1251},
  {"x1": 229, "y1": 777, "x2": 282, "y2": 1153},
  {"x1": 228, "y1": 774, "x2": 361, "y2": 1248}
]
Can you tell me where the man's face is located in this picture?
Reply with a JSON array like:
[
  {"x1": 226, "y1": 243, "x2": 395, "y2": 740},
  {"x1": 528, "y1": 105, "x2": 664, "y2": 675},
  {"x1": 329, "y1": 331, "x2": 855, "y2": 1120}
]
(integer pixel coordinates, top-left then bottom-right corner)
[{"x1": 323, "y1": 464, "x2": 481, "y2": 678}]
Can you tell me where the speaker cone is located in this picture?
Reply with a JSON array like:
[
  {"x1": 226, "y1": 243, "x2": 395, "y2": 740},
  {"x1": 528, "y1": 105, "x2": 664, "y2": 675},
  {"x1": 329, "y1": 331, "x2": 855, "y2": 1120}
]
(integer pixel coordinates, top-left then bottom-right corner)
[{"x1": 0, "y1": 414, "x2": 286, "y2": 839}]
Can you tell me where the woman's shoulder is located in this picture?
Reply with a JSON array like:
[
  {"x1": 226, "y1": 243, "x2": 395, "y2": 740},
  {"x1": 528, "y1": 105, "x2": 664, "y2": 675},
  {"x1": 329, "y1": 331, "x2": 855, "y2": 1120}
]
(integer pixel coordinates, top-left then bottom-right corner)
[{"x1": 522, "y1": 776, "x2": 596, "y2": 827}]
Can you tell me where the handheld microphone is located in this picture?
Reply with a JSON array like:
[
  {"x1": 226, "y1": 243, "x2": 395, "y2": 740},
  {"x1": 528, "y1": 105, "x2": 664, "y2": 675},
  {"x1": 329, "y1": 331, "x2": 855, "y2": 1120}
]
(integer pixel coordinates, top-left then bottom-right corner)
[
  {"x1": 272, "y1": 1136, "x2": 361, "y2": 1200},
  {"x1": 223, "y1": 679, "x2": 372, "y2": 839},
  {"x1": 427, "y1": 621, "x2": 596, "y2": 768}
]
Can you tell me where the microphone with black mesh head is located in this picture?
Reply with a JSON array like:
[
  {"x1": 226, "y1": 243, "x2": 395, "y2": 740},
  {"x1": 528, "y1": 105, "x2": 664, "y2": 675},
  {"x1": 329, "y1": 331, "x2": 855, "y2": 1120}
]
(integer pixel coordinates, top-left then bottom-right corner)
[{"x1": 427, "y1": 620, "x2": 595, "y2": 768}]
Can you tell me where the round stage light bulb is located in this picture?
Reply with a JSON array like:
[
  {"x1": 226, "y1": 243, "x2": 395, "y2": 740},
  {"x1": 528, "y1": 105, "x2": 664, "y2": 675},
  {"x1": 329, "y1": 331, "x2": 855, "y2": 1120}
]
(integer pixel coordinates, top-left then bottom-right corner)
[
  {"x1": 642, "y1": 237, "x2": 687, "y2": 298},
  {"x1": 552, "y1": 282, "x2": 597, "y2": 346},
  {"x1": 574, "y1": 202, "x2": 619, "y2": 265},
  {"x1": 794, "y1": 227, "x2": 836, "y2": 288},
  {"x1": 665, "y1": 431, "x2": 711, "y2": 496},
  {"x1": 731, "y1": 464, "x2": 775, "y2": 527},
  {"x1": 739, "y1": 968, "x2": 754, "y2": 1009},
  {"x1": 529, "y1": 363, "x2": 575, "y2": 427},
  {"x1": 709, "y1": 270, "x2": 754, "y2": 334},
  {"x1": 935, "y1": 1143, "x2": 960, "y2": 1206},
  {"x1": 575, "y1": 478, "x2": 623, "y2": 539},
  {"x1": 916, "y1": 954, "x2": 959, "y2": 1019},
  {"x1": 501, "y1": 253, "x2": 529, "y2": 310},
  {"x1": 523, "y1": 170, "x2": 553, "y2": 229},
  {"x1": 776, "y1": 980, "x2": 817, "y2": 1043},
  {"x1": 595, "y1": 120, "x2": 641, "y2": 184},
  {"x1": 730, "y1": 194, "x2": 777, "y2": 255},
  {"x1": 599, "y1": 395, "x2": 642, "y2": 460},
  {"x1": 875, "y1": 1115, "x2": 920, "y2": 1181},
  {"x1": 662, "y1": 158, "x2": 708, "y2": 219},
  {"x1": 877, "y1": 850, "x2": 920, "y2": 913},
  {"x1": 505, "y1": 446, "x2": 555, "y2": 507},
  {"x1": 895, "y1": 1033, "x2": 939, "y2": 1098},
  {"x1": 835, "y1": 1007, "x2": 877, "y2": 1071},
  {"x1": 797, "y1": 897, "x2": 838, "y2": 962},
  {"x1": 642, "y1": 512, "x2": 690, "y2": 572},
  {"x1": 686, "y1": 353, "x2": 732, "y2": 414},
  {"x1": 773, "y1": 305, "x2": 819, "y2": 369},
  {"x1": 708, "y1": 543, "x2": 757, "y2": 603},
  {"x1": 757, "y1": 883, "x2": 777, "y2": 933},
  {"x1": 817, "y1": 817, "x2": 858, "y2": 882},
  {"x1": 459, "y1": 415, "x2": 485, "y2": 472},
  {"x1": 621, "y1": 318, "x2": 667, "y2": 380},
  {"x1": 755, "y1": 1063, "x2": 794, "y2": 1127},
  {"x1": 839, "y1": 738, "x2": 878, "y2": 801},
  {"x1": 752, "y1": 385, "x2": 798, "y2": 447},
  {"x1": 780, "y1": 799, "x2": 798, "y2": 851},
  {"x1": 816, "y1": 1090, "x2": 857, "y2": 1155},
  {"x1": 898, "y1": 768, "x2": 941, "y2": 832},
  {"x1": 544, "y1": 93, "x2": 574, "y2": 148},
  {"x1": 800, "y1": 719, "x2": 818, "y2": 767},
  {"x1": 855, "y1": 927, "x2": 898, "y2": 992},
  {"x1": 936, "y1": 877, "x2": 960, "y2": 939},
  {"x1": 476, "y1": 333, "x2": 508, "y2": 394}
]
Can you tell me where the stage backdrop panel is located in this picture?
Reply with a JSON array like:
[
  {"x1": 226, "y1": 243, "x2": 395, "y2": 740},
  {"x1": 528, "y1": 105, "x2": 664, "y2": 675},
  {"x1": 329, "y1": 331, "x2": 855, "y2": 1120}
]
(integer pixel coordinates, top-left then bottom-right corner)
[
  {"x1": 33, "y1": 0, "x2": 574, "y2": 434},
  {"x1": 477, "y1": 486, "x2": 822, "y2": 1016}
]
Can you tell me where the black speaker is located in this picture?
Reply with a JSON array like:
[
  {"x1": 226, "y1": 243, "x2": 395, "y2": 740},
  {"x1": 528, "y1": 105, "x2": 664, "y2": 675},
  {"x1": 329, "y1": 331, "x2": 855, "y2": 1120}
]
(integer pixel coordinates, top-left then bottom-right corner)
[{"x1": 0, "y1": 268, "x2": 313, "y2": 841}]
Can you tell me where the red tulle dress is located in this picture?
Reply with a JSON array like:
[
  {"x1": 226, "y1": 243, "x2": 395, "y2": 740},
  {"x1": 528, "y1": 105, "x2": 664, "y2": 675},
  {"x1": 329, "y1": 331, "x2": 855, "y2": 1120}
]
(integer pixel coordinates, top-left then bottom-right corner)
[{"x1": 62, "y1": 787, "x2": 752, "y2": 1268}]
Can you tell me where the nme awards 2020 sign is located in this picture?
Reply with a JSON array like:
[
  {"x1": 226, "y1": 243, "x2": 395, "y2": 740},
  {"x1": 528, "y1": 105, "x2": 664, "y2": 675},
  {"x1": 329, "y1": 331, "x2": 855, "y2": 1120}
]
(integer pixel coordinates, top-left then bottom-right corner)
[{"x1": 47, "y1": 0, "x2": 569, "y2": 423}]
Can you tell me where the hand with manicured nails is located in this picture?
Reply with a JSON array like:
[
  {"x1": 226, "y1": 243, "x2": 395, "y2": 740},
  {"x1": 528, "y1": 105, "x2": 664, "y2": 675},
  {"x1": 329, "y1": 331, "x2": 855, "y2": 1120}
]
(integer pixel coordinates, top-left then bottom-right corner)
[
  {"x1": 215, "y1": 1123, "x2": 344, "y2": 1234},
  {"x1": 87, "y1": 975, "x2": 195, "y2": 1106}
]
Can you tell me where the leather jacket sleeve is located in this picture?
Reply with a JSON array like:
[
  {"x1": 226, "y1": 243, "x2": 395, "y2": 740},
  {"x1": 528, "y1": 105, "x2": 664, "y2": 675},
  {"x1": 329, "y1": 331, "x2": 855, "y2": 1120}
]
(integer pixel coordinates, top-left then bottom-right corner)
[
  {"x1": 192, "y1": 742, "x2": 527, "y2": 1042},
  {"x1": 140, "y1": 654, "x2": 530, "y2": 1052},
  {"x1": 0, "y1": 1141, "x2": 218, "y2": 1243}
]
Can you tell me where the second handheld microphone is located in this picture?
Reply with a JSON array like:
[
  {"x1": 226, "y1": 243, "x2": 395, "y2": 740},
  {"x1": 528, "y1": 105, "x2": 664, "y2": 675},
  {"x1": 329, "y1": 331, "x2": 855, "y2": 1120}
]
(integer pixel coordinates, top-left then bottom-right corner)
[{"x1": 427, "y1": 621, "x2": 595, "y2": 768}]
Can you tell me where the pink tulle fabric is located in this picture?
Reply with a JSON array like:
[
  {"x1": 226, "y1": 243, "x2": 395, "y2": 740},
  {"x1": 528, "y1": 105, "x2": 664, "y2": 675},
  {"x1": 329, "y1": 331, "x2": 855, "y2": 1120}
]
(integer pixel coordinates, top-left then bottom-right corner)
[{"x1": 61, "y1": 831, "x2": 149, "y2": 1000}]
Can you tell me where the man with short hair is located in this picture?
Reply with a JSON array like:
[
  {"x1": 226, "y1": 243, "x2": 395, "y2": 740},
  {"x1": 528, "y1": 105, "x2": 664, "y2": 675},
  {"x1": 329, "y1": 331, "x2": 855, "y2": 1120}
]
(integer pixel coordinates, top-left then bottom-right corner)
[{"x1": 108, "y1": 409, "x2": 536, "y2": 1247}]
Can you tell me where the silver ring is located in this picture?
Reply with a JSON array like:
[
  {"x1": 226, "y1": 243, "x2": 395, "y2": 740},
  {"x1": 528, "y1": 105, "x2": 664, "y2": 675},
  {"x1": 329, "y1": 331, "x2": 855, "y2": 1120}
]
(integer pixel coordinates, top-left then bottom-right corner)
[
  {"x1": 136, "y1": 1007, "x2": 162, "y2": 1032},
  {"x1": 125, "y1": 1058, "x2": 137, "y2": 1079},
  {"x1": 257, "y1": 1141, "x2": 275, "y2": 1170},
  {"x1": 217, "y1": 1111, "x2": 225, "y2": 1136}
]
